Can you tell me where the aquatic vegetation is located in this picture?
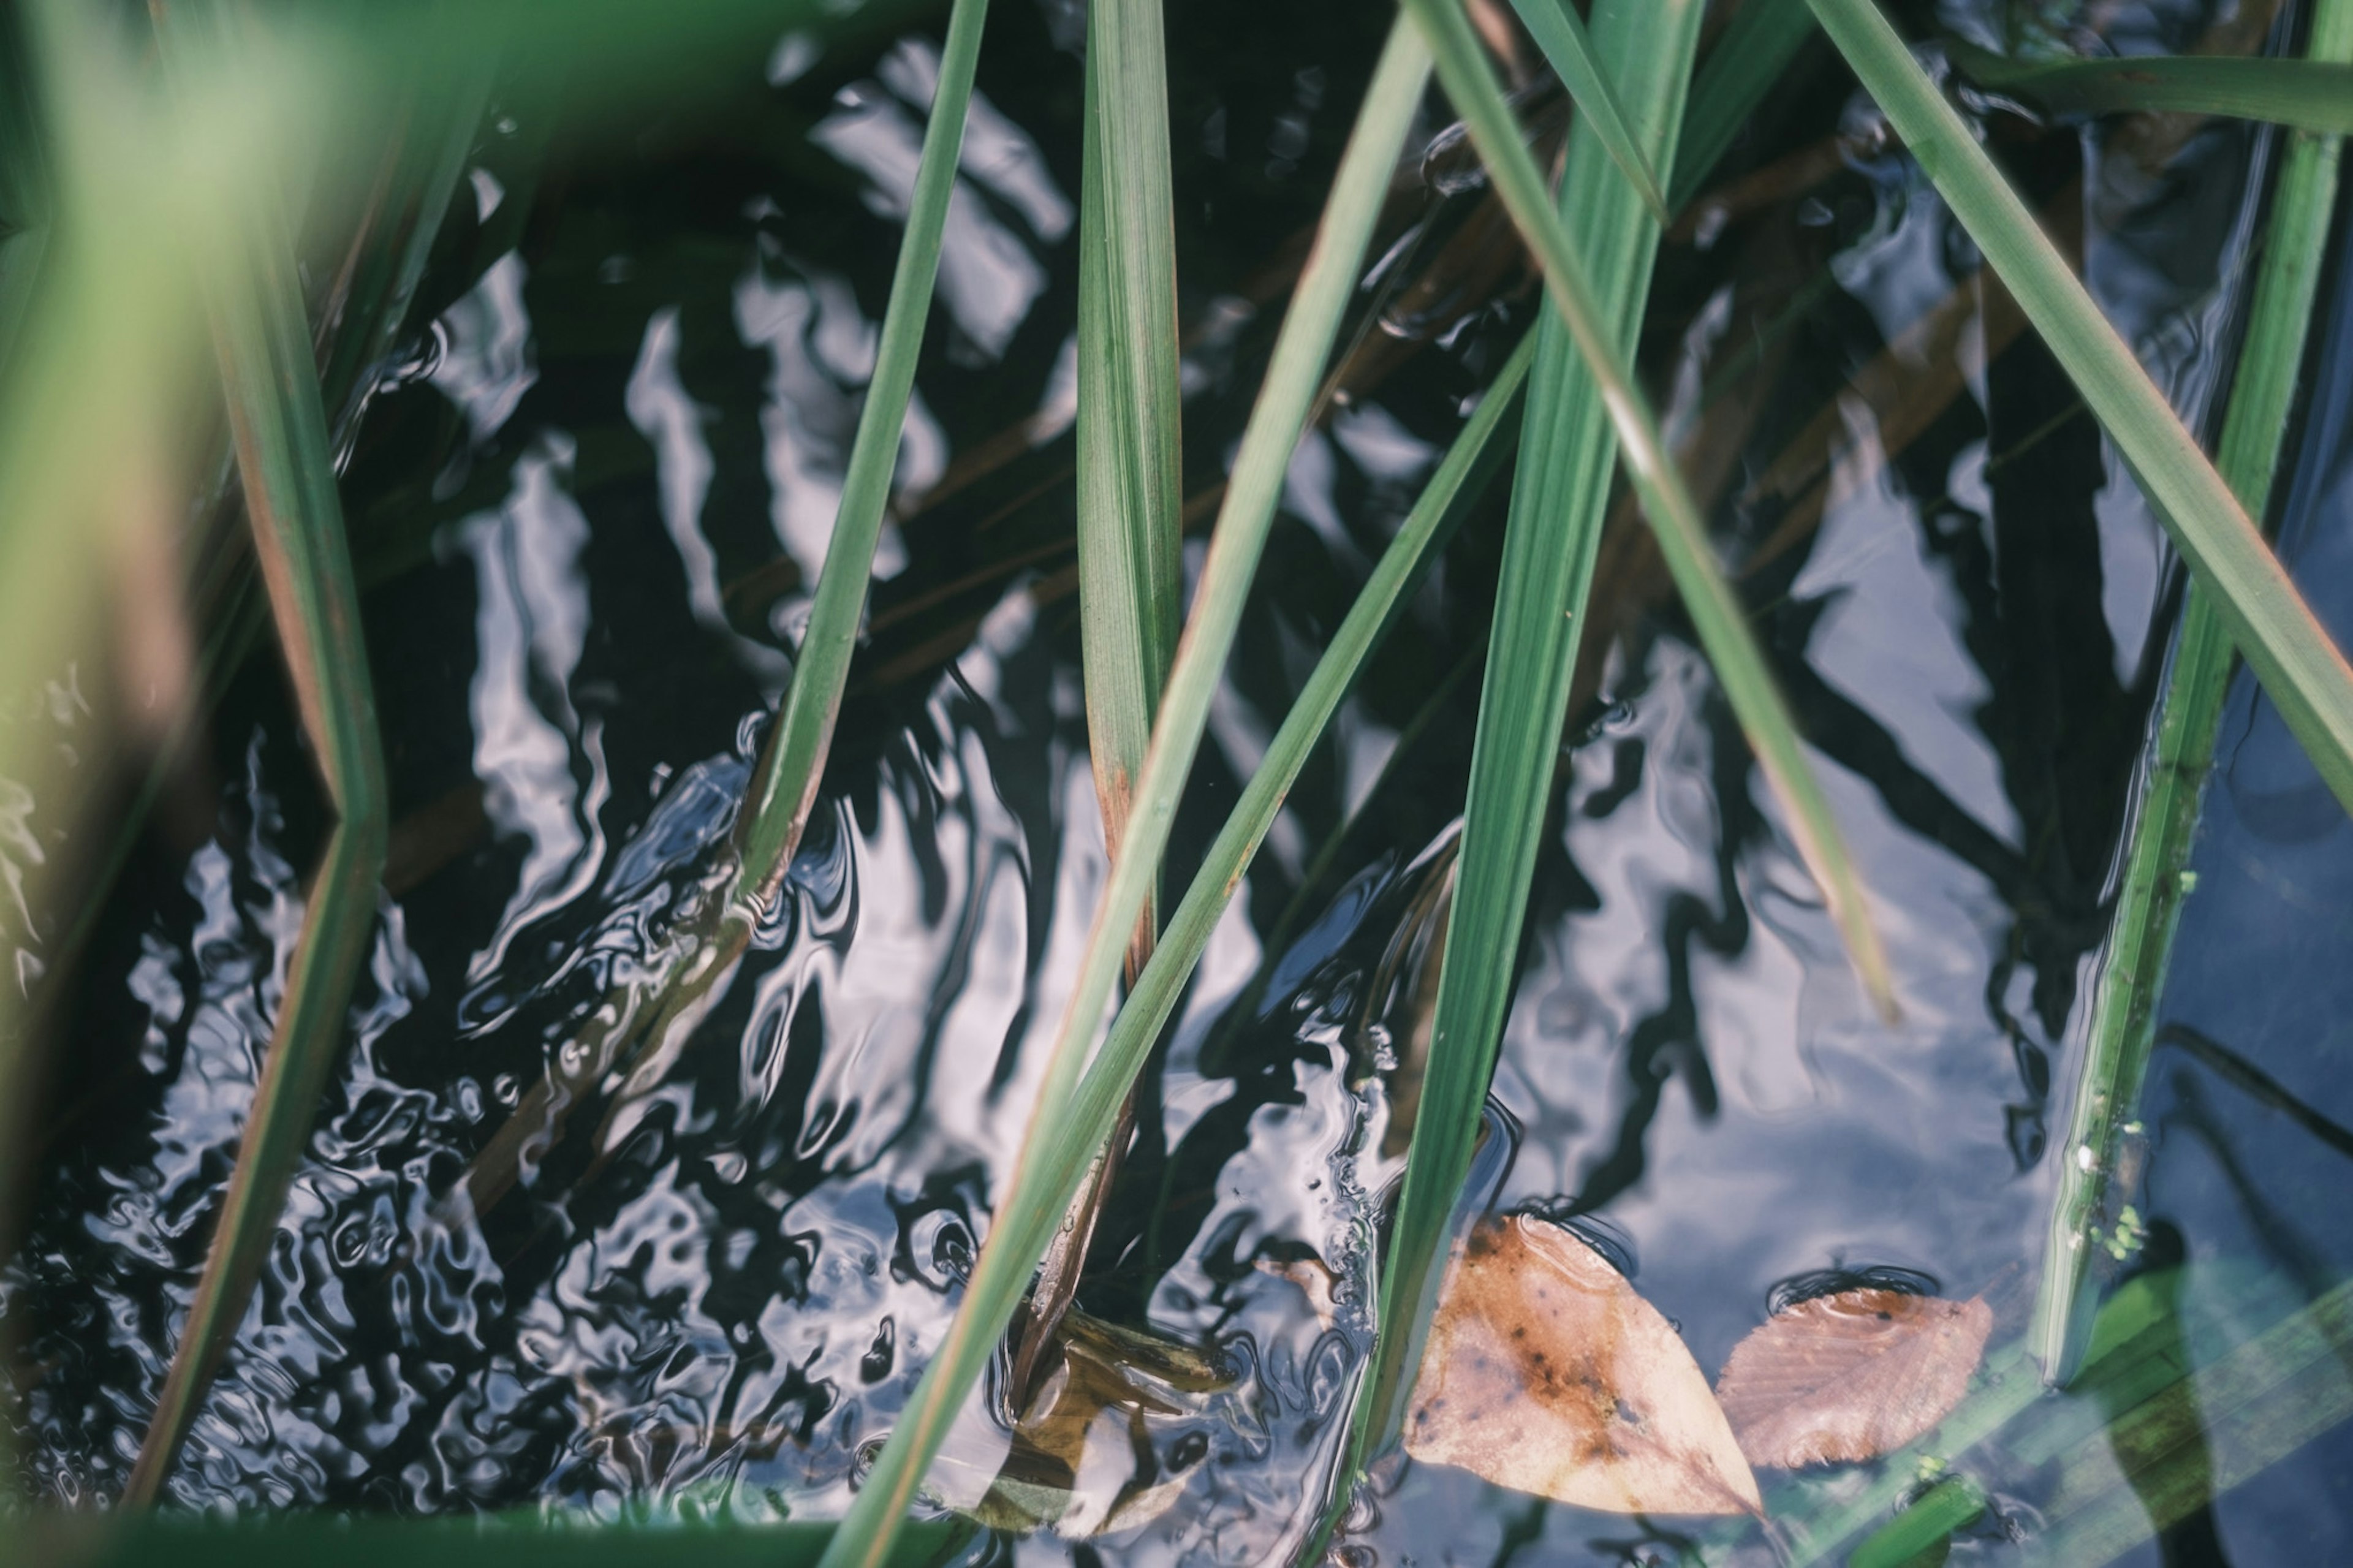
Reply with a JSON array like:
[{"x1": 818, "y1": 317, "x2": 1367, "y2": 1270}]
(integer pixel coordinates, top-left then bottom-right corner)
[{"x1": 3, "y1": 0, "x2": 2352, "y2": 1563}]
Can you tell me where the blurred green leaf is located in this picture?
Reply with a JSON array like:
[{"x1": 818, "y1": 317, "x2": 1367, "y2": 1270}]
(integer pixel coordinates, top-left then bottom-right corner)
[{"x1": 1952, "y1": 39, "x2": 2353, "y2": 134}]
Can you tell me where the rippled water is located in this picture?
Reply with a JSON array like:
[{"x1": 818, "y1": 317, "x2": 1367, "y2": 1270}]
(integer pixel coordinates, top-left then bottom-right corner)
[{"x1": 9, "y1": 0, "x2": 2351, "y2": 1562}]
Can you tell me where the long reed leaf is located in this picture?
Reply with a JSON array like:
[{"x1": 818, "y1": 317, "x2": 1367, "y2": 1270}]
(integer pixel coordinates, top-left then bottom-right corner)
[
  {"x1": 2029, "y1": 0, "x2": 2353, "y2": 1384},
  {"x1": 1334, "y1": 0, "x2": 1710, "y2": 1517},
  {"x1": 1504, "y1": 0, "x2": 1668, "y2": 222},
  {"x1": 1805, "y1": 0, "x2": 2353, "y2": 815},
  {"x1": 128, "y1": 0, "x2": 390, "y2": 1505},
  {"x1": 814, "y1": 23, "x2": 1437, "y2": 1565},
  {"x1": 1409, "y1": 0, "x2": 1898, "y2": 1013},
  {"x1": 1018, "y1": 0, "x2": 1188, "y2": 1395},
  {"x1": 1952, "y1": 42, "x2": 2353, "y2": 135}
]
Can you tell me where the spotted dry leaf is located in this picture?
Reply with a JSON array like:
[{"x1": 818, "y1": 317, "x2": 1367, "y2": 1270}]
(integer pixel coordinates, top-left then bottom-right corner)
[
  {"x1": 1404, "y1": 1216, "x2": 1762, "y2": 1515},
  {"x1": 1713, "y1": 1289, "x2": 1993, "y2": 1469}
]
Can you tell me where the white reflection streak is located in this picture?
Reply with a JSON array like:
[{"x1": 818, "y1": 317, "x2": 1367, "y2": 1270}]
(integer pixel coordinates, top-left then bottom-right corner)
[
  {"x1": 626, "y1": 308, "x2": 794, "y2": 689},
  {"x1": 875, "y1": 40, "x2": 1073, "y2": 243},
  {"x1": 810, "y1": 77, "x2": 1047, "y2": 359},
  {"x1": 459, "y1": 444, "x2": 608, "y2": 983},
  {"x1": 429, "y1": 251, "x2": 537, "y2": 445}
]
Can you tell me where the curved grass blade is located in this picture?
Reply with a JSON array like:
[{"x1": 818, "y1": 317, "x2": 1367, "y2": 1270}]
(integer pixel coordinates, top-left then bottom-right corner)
[
  {"x1": 127, "y1": 2, "x2": 391, "y2": 1505},
  {"x1": 1506, "y1": 0, "x2": 1669, "y2": 223},
  {"x1": 2029, "y1": 0, "x2": 2353, "y2": 1385},
  {"x1": 442, "y1": 0, "x2": 990, "y2": 1224},
  {"x1": 1670, "y1": 0, "x2": 1817, "y2": 210},
  {"x1": 1950, "y1": 42, "x2": 2353, "y2": 135},
  {"x1": 1021, "y1": 0, "x2": 1186, "y2": 1398},
  {"x1": 1325, "y1": 5, "x2": 1715, "y2": 1537},
  {"x1": 814, "y1": 25, "x2": 1438, "y2": 1565},
  {"x1": 1806, "y1": 0, "x2": 2353, "y2": 817}
]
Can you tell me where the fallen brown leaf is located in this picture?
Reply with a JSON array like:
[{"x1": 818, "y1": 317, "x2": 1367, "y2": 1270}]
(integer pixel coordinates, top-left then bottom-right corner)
[
  {"x1": 1713, "y1": 1289, "x2": 1992, "y2": 1469},
  {"x1": 1405, "y1": 1216, "x2": 1762, "y2": 1515}
]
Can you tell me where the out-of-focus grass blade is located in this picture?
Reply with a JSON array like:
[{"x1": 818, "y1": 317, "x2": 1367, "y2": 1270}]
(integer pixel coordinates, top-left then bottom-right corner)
[
  {"x1": 1808, "y1": 0, "x2": 2353, "y2": 813},
  {"x1": 1951, "y1": 40, "x2": 2353, "y2": 135},
  {"x1": 730, "y1": 0, "x2": 988, "y2": 911},
  {"x1": 126, "y1": 0, "x2": 392, "y2": 1506},
  {"x1": 1412, "y1": 0, "x2": 1898, "y2": 1010},
  {"x1": 813, "y1": 23, "x2": 1437, "y2": 1567},
  {"x1": 1671, "y1": 0, "x2": 1816, "y2": 210},
  {"x1": 1022, "y1": 0, "x2": 1186, "y2": 1397},
  {"x1": 23, "y1": 1512, "x2": 973, "y2": 1567},
  {"x1": 1330, "y1": 0, "x2": 1713, "y2": 1522},
  {"x1": 2030, "y1": 0, "x2": 2353, "y2": 1385},
  {"x1": 1506, "y1": 0, "x2": 1668, "y2": 222}
]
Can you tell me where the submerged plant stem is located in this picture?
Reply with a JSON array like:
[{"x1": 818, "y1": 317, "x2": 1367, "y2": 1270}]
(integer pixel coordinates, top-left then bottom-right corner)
[{"x1": 2029, "y1": 0, "x2": 2353, "y2": 1385}]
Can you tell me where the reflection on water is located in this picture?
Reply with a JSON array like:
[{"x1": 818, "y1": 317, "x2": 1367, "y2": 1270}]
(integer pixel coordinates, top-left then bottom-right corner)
[{"x1": 9, "y1": 0, "x2": 2353, "y2": 1561}]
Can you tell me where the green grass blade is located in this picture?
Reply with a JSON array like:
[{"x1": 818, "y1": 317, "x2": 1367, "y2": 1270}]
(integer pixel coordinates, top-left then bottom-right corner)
[
  {"x1": 1807, "y1": 0, "x2": 2353, "y2": 816},
  {"x1": 836, "y1": 327, "x2": 1525, "y2": 1568},
  {"x1": 1952, "y1": 42, "x2": 2353, "y2": 135},
  {"x1": 730, "y1": 0, "x2": 988, "y2": 908},
  {"x1": 1023, "y1": 0, "x2": 1186, "y2": 1393},
  {"x1": 1505, "y1": 0, "x2": 1669, "y2": 222},
  {"x1": 1411, "y1": 0, "x2": 1898, "y2": 1012},
  {"x1": 2029, "y1": 0, "x2": 2353, "y2": 1384},
  {"x1": 813, "y1": 23, "x2": 1436, "y2": 1566},
  {"x1": 1074, "y1": 0, "x2": 1182, "y2": 887},
  {"x1": 1333, "y1": 0, "x2": 1711, "y2": 1514},
  {"x1": 1671, "y1": 0, "x2": 1816, "y2": 209},
  {"x1": 128, "y1": 3, "x2": 392, "y2": 1506}
]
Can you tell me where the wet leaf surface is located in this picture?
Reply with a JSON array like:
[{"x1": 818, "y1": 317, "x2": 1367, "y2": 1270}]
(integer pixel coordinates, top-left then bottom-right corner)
[
  {"x1": 1713, "y1": 1289, "x2": 1993, "y2": 1469},
  {"x1": 1404, "y1": 1216, "x2": 1761, "y2": 1515}
]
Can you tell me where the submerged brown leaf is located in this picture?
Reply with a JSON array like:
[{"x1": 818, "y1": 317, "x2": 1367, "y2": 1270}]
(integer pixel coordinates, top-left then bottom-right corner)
[
  {"x1": 931, "y1": 1309, "x2": 1233, "y2": 1539},
  {"x1": 1713, "y1": 1289, "x2": 1992, "y2": 1469},
  {"x1": 1405, "y1": 1216, "x2": 1762, "y2": 1515}
]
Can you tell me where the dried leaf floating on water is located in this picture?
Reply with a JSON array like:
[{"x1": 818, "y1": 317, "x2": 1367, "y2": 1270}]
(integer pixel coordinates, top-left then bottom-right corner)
[
  {"x1": 1713, "y1": 1289, "x2": 1992, "y2": 1469},
  {"x1": 1404, "y1": 1216, "x2": 1762, "y2": 1515}
]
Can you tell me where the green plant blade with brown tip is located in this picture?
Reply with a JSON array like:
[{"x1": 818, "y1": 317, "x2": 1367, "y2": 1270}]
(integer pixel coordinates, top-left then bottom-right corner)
[
  {"x1": 2029, "y1": 0, "x2": 2353, "y2": 1385},
  {"x1": 1022, "y1": 0, "x2": 1186, "y2": 1401},
  {"x1": 1806, "y1": 0, "x2": 2353, "y2": 817},
  {"x1": 814, "y1": 29, "x2": 1444, "y2": 1563}
]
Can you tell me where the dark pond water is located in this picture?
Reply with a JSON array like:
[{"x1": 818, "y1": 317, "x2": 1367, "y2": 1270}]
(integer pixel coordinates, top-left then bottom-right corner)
[{"x1": 8, "y1": 0, "x2": 2353, "y2": 1562}]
